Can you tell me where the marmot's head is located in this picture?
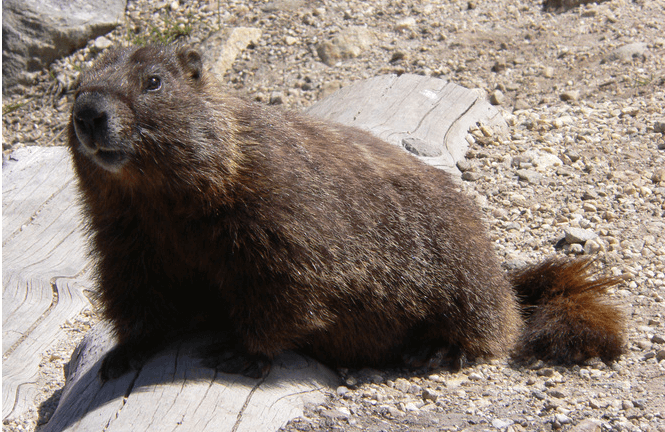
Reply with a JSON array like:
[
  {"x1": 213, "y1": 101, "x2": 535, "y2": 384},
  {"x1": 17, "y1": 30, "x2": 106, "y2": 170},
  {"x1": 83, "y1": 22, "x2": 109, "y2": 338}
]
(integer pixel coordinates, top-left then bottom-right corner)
[
  {"x1": 70, "y1": 45, "x2": 205, "y2": 174},
  {"x1": 69, "y1": 45, "x2": 241, "y2": 201}
]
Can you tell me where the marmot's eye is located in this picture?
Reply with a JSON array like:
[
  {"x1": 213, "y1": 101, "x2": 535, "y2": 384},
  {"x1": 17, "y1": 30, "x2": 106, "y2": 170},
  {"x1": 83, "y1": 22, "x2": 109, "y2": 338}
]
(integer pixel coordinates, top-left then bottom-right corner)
[{"x1": 146, "y1": 76, "x2": 162, "y2": 91}]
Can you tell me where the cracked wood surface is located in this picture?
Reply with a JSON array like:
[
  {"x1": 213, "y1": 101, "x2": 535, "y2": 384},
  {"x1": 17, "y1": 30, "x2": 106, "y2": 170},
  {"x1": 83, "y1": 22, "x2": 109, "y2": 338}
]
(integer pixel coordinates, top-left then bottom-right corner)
[
  {"x1": 41, "y1": 324, "x2": 339, "y2": 432},
  {"x1": 305, "y1": 74, "x2": 506, "y2": 175},
  {"x1": 2, "y1": 146, "x2": 93, "y2": 422},
  {"x1": 2, "y1": 74, "x2": 505, "y2": 431}
]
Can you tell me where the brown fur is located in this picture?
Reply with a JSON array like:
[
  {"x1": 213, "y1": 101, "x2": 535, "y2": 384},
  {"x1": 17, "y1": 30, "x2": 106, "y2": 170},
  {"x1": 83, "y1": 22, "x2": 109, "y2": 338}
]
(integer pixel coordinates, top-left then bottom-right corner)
[
  {"x1": 511, "y1": 258, "x2": 625, "y2": 363},
  {"x1": 68, "y1": 45, "x2": 624, "y2": 380}
]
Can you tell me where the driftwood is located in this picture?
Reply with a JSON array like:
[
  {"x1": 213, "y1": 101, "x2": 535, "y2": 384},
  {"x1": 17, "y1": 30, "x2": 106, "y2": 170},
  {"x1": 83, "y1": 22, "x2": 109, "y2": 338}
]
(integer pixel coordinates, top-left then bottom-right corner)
[
  {"x1": 306, "y1": 74, "x2": 506, "y2": 175},
  {"x1": 2, "y1": 74, "x2": 506, "y2": 431},
  {"x1": 2, "y1": 146, "x2": 92, "y2": 422},
  {"x1": 41, "y1": 323, "x2": 339, "y2": 432}
]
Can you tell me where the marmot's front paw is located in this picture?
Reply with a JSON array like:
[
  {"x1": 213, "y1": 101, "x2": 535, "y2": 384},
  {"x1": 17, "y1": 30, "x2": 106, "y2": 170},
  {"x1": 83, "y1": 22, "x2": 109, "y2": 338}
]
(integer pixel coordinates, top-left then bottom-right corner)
[{"x1": 99, "y1": 343, "x2": 151, "y2": 382}]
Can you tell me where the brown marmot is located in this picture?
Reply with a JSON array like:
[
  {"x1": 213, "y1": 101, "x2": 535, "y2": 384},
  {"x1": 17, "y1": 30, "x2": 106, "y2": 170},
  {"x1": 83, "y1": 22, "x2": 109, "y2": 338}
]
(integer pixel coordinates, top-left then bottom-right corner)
[{"x1": 68, "y1": 45, "x2": 625, "y2": 381}]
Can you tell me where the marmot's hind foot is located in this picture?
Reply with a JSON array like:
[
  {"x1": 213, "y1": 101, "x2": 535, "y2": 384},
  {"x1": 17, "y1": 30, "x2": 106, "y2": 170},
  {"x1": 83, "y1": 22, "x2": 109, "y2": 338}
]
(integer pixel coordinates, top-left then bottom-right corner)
[
  {"x1": 99, "y1": 342, "x2": 157, "y2": 382},
  {"x1": 197, "y1": 342, "x2": 272, "y2": 379},
  {"x1": 402, "y1": 344, "x2": 468, "y2": 372}
]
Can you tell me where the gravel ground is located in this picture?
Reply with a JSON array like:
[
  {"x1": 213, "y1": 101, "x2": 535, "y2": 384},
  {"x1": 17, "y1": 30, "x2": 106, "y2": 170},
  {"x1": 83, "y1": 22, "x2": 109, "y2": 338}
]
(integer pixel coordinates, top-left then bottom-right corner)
[{"x1": 2, "y1": 0, "x2": 665, "y2": 431}]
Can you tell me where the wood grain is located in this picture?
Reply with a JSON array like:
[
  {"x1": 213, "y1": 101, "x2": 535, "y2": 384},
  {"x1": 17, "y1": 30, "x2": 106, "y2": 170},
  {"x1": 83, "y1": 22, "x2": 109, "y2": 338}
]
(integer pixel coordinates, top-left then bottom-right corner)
[
  {"x1": 2, "y1": 146, "x2": 93, "y2": 421},
  {"x1": 306, "y1": 74, "x2": 506, "y2": 175}
]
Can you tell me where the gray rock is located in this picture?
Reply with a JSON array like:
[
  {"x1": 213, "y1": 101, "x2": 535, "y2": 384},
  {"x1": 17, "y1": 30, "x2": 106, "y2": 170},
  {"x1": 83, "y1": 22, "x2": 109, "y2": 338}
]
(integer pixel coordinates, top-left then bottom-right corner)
[
  {"x1": 511, "y1": 154, "x2": 532, "y2": 169},
  {"x1": 402, "y1": 137, "x2": 442, "y2": 157},
  {"x1": 607, "y1": 42, "x2": 648, "y2": 63},
  {"x1": 514, "y1": 98, "x2": 530, "y2": 110},
  {"x1": 547, "y1": 388, "x2": 568, "y2": 398},
  {"x1": 200, "y1": 27, "x2": 262, "y2": 81},
  {"x1": 652, "y1": 334, "x2": 665, "y2": 344},
  {"x1": 2, "y1": 0, "x2": 126, "y2": 93},
  {"x1": 564, "y1": 227, "x2": 598, "y2": 244},
  {"x1": 516, "y1": 169, "x2": 542, "y2": 184},
  {"x1": 336, "y1": 386, "x2": 350, "y2": 396},
  {"x1": 394, "y1": 378, "x2": 410, "y2": 393},
  {"x1": 406, "y1": 383, "x2": 421, "y2": 394},
  {"x1": 379, "y1": 405, "x2": 402, "y2": 419},
  {"x1": 88, "y1": 35, "x2": 114, "y2": 55},
  {"x1": 654, "y1": 121, "x2": 665, "y2": 134},
  {"x1": 491, "y1": 60, "x2": 507, "y2": 73},
  {"x1": 395, "y1": 17, "x2": 416, "y2": 32},
  {"x1": 555, "y1": 413, "x2": 572, "y2": 425},
  {"x1": 584, "y1": 239, "x2": 602, "y2": 254},
  {"x1": 456, "y1": 160, "x2": 473, "y2": 172},
  {"x1": 581, "y1": 191, "x2": 598, "y2": 200},
  {"x1": 403, "y1": 402, "x2": 420, "y2": 412},
  {"x1": 532, "y1": 390, "x2": 547, "y2": 400},
  {"x1": 269, "y1": 91, "x2": 285, "y2": 105},
  {"x1": 564, "y1": 149, "x2": 581, "y2": 162},
  {"x1": 556, "y1": 166, "x2": 575, "y2": 177},
  {"x1": 421, "y1": 389, "x2": 438, "y2": 403},
  {"x1": 560, "y1": 90, "x2": 580, "y2": 102},
  {"x1": 321, "y1": 408, "x2": 349, "y2": 420},
  {"x1": 461, "y1": 171, "x2": 481, "y2": 182},
  {"x1": 652, "y1": 168, "x2": 665, "y2": 184},
  {"x1": 657, "y1": 349, "x2": 665, "y2": 361},
  {"x1": 260, "y1": 0, "x2": 306, "y2": 13},
  {"x1": 643, "y1": 351, "x2": 656, "y2": 360},
  {"x1": 543, "y1": 0, "x2": 609, "y2": 10},
  {"x1": 468, "y1": 372, "x2": 483, "y2": 381},
  {"x1": 316, "y1": 26, "x2": 376, "y2": 66},
  {"x1": 502, "y1": 258, "x2": 527, "y2": 271},
  {"x1": 490, "y1": 89, "x2": 505, "y2": 105},
  {"x1": 570, "y1": 419, "x2": 602, "y2": 432}
]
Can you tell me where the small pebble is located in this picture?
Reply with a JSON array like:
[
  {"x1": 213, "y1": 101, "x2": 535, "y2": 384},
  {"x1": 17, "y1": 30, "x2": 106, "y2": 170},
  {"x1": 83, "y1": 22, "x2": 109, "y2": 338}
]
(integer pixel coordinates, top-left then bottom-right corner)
[
  {"x1": 543, "y1": 66, "x2": 555, "y2": 78},
  {"x1": 490, "y1": 89, "x2": 505, "y2": 105},
  {"x1": 560, "y1": 90, "x2": 580, "y2": 102}
]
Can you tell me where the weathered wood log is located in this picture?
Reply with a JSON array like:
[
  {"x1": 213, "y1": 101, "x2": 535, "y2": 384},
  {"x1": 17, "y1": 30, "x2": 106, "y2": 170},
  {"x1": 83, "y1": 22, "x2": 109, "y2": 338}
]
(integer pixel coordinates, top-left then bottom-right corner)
[
  {"x1": 41, "y1": 323, "x2": 339, "y2": 432},
  {"x1": 2, "y1": 146, "x2": 93, "y2": 422},
  {"x1": 2, "y1": 74, "x2": 506, "y2": 431},
  {"x1": 306, "y1": 74, "x2": 506, "y2": 175}
]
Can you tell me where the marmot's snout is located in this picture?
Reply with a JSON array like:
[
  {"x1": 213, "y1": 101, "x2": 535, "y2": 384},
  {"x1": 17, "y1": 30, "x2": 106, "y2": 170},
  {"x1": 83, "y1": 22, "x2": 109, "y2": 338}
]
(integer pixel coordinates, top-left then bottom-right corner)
[
  {"x1": 72, "y1": 92, "x2": 130, "y2": 172},
  {"x1": 73, "y1": 93, "x2": 110, "y2": 152}
]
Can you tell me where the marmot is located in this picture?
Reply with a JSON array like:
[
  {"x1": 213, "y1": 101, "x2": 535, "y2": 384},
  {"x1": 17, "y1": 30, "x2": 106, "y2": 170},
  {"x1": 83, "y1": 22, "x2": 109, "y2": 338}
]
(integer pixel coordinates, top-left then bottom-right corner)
[{"x1": 68, "y1": 45, "x2": 625, "y2": 381}]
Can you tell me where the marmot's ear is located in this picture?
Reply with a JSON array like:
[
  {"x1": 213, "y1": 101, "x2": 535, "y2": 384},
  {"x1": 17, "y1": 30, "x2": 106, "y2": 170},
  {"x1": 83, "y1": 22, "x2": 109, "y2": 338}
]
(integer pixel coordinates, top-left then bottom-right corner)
[{"x1": 177, "y1": 47, "x2": 203, "y2": 81}]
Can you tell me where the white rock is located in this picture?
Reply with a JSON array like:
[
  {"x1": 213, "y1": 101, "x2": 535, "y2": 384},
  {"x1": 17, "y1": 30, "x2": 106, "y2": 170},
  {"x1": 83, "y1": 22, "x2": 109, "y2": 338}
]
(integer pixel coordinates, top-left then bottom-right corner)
[
  {"x1": 395, "y1": 17, "x2": 416, "y2": 31},
  {"x1": 555, "y1": 413, "x2": 572, "y2": 424},
  {"x1": 404, "y1": 402, "x2": 420, "y2": 411},
  {"x1": 533, "y1": 153, "x2": 563, "y2": 170},
  {"x1": 492, "y1": 419, "x2": 514, "y2": 428},
  {"x1": 564, "y1": 227, "x2": 598, "y2": 244}
]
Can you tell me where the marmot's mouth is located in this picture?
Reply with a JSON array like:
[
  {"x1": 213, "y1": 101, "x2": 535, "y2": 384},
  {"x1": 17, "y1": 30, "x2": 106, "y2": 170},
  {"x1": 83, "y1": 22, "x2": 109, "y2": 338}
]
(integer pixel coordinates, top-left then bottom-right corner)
[{"x1": 90, "y1": 148, "x2": 128, "y2": 173}]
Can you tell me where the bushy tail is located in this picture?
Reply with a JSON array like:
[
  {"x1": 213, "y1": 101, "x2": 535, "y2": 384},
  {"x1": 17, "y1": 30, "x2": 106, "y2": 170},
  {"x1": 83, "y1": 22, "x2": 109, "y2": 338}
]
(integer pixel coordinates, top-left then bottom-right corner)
[{"x1": 510, "y1": 258, "x2": 625, "y2": 364}]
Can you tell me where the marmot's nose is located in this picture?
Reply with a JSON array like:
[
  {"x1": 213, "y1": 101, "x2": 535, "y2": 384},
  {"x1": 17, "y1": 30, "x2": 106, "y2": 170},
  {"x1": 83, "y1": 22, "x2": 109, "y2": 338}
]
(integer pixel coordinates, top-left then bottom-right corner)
[{"x1": 72, "y1": 93, "x2": 109, "y2": 152}]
